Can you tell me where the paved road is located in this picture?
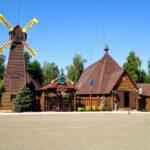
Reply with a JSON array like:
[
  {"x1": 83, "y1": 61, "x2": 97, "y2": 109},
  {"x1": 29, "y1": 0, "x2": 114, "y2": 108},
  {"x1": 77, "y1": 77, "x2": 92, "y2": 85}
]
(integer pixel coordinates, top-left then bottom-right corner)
[{"x1": 0, "y1": 113, "x2": 150, "y2": 150}]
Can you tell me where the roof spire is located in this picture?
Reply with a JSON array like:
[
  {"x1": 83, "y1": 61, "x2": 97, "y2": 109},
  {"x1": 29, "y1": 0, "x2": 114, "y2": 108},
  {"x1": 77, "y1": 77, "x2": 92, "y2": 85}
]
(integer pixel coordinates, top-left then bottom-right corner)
[{"x1": 104, "y1": 43, "x2": 109, "y2": 53}]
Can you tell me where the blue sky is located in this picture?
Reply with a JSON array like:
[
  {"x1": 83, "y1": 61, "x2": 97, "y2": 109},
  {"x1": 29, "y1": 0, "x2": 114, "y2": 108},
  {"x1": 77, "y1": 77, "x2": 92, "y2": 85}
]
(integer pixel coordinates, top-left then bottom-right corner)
[{"x1": 0, "y1": 0, "x2": 149, "y2": 72}]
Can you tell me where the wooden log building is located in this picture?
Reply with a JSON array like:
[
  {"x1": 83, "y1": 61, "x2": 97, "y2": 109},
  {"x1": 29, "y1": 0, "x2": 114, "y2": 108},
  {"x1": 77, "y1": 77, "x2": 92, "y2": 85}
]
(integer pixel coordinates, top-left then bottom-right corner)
[
  {"x1": 38, "y1": 70, "x2": 76, "y2": 111},
  {"x1": 76, "y1": 44, "x2": 150, "y2": 111}
]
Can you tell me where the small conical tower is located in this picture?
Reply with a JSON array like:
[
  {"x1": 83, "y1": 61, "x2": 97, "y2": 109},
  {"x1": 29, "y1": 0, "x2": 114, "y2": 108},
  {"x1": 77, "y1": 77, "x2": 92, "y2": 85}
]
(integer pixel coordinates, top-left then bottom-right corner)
[{"x1": 104, "y1": 43, "x2": 109, "y2": 53}]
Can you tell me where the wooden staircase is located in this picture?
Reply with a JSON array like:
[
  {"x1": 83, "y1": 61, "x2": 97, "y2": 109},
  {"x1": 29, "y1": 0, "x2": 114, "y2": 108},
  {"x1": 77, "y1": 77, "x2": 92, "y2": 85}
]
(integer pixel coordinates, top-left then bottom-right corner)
[{"x1": 0, "y1": 92, "x2": 14, "y2": 111}]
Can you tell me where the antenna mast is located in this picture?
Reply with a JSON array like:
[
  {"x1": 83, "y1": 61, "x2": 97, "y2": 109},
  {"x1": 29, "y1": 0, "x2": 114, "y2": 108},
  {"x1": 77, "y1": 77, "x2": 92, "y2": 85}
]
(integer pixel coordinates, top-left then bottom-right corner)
[{"x1": 18, "y1": 0, "x2": 21, "y2": 25}]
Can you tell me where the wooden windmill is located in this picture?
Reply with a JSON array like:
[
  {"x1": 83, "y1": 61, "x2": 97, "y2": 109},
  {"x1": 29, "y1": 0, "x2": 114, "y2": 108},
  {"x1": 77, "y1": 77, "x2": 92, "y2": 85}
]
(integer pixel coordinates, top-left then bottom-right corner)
[{"x1": 0, "y1": 14, "x2": 38, "y2": 110}]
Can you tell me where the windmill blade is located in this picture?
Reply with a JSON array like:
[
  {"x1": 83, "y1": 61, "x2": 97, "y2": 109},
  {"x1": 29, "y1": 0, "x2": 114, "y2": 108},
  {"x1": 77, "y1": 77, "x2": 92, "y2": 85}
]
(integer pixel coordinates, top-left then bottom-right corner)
[
  {"x1": 0, "y1": 40, "x2": 12, "y2": 53},
  {"x1": 0, "y1": 14, "x2": 13, "y2": 31},
  {"x1": 24, "y1": 43, "x2": 37, "y2": 56},
  {"x1": 22, "y1": 18, "x2": 38, "y2": 33}
]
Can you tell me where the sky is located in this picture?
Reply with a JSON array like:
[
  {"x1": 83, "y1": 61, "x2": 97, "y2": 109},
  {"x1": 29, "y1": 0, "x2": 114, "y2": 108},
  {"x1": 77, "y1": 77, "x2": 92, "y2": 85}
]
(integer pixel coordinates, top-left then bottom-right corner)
[{"x1": 0, "y1": 0, "x2": 150, "y2": 73}]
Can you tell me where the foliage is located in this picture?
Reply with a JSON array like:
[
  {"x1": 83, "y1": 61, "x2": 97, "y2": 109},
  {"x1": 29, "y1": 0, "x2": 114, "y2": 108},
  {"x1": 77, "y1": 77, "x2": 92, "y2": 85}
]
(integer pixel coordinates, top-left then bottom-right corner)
[
  {"x1": 98, "y1": 105, "x2": 104, "y2": 111},
  {"x1": 43, "y1": 62, "x2": 59, "y2": 85},
  {"x1": 138, "y1": 69, "x2": 147, "y2": 83},
  {"x1": 109, "y1": 107, "x2": 113, "y2": 111},
  {"x1": 24, "y1": 51, "x2": 32, "y2": 68},
  {"x1": 62, "y1": 93, "x2": 71, "y2": 99},
  {"x1": 0, "y1": 80, "x2": 4, "y2": 90},
  {"x1": 13, "y1": 86, "x2": 33, "y2": 112},
  {"x1": 148, "y1": 60, "x2": 150, "y2": 77},
  {"x1": 144, "y1": 76, "x2": 150, "y2": 83},
  {"x1": 92, "y1": 105, "x2": 97, "y2": 111},
  {"x1": 85, "y1": 105, "x2": 91, "y2": 111},
  {"x1": 0, "y1": 54, "x2": 6, "y2": 80},
  {"x1": 66, "y1": 53, "x2": 86, "y2": 84},
  {"x1": 123, "y1": 51, "x2": 146, "y2": 83},
  {"x1": 27, "y1": 60, "x2": 43, "y2": 84},
  {"x1": 24, "y1": 52, "x2": 43, "y2": 84},
  {"x1": 77, "y1": 107, "x2": 84, "y2": 112},
  {"x1": 144, "y1": 60, "x2": 150, "y2": 83},
  {"x1": 0, "y1": 80, "x2": 4, "y2": 96}
]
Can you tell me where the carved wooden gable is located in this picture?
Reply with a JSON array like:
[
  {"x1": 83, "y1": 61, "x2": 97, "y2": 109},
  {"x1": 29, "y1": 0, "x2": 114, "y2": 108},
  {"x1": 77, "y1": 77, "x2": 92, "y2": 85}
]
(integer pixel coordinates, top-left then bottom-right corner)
[{"x1": 117, "y1": 73, "x2": 137, "y2": 92}]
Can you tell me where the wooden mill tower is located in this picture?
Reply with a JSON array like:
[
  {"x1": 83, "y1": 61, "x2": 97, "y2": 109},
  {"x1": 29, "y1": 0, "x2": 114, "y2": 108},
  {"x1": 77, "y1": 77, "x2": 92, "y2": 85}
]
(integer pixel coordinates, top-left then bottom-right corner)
[{"x1": 0, "y1": 14, "x2": 38, "y2": 110}]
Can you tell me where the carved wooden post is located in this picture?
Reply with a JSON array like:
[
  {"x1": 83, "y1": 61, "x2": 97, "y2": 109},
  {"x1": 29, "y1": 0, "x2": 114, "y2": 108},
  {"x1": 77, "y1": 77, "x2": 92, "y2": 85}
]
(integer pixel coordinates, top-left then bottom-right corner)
[
  {"x1": 74, "y1": 92, "x2": 76, "y2": 111},
  {"x1": 90, "y1": 94, "x2": 92, "y2": 108},
  {"x1": 40, "y1": 91, "x2": 45, "y2": 111}
]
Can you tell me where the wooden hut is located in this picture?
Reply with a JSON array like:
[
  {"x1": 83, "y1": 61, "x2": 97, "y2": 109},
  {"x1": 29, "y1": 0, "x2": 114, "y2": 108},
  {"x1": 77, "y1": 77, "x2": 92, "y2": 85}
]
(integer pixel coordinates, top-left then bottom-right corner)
[
  {"x1": 76, "y1": 45, "x2": 140, "y2": 111},
  {"x1": 38, "y1": 70, "x2": 76, "y2": 111},
  {"x1": 137, "y1": 84, "x2": 150, "y2": 111}
]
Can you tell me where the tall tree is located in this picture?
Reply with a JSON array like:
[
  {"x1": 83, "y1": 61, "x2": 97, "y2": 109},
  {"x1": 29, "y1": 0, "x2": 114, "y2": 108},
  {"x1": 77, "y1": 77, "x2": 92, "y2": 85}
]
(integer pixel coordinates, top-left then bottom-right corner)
[
  {"x1": 43, "y1": 62, "x2": 59, "y2": 85},
  {"x1": 66, "y1": 53, "x2": 86, "y2": 84},
  {"x1": 144, "y1": 60, "x2": 150, "y2": 83},
  {"x1": 27, "y1": 60, "x2": 43, "y2": 84},
  {"x1": 0, "y1": 54, "x2": 6, "y2": 80},
  {"x1": 148, "y1": 60, "x2": 150, "y2": 76},
  {"x1": 24, "y1": 51, "x2": 32, "y2": 68},
  {"x1": 123, "y1": 51, "x2": 146, "y2": 83}
]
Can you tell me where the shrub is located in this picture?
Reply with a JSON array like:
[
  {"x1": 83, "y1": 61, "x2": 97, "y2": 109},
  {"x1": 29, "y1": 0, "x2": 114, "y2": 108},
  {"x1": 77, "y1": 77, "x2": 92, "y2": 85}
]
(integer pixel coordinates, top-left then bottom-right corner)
[
  {"x1": 92, "y1": 105, "x2": 97, "y2": 111},
  {"x1": 77, "y1": 107, "x2": 84, "y2": 112},
  {"x1": 85, "y1": 105, "x2": 91, "y2": 111},
  {"x1": 109, "y1": 107, "x2": 113, "y2": 111},
  {"x1": 0, "y1": 80, "x2": 4, "y2": 95},
  {"x1": 13, "y1": 86, "x2": 33, "y2": 112},
  {"x1": 98, "y1": 105, "x2": 104, "y2": 111}
]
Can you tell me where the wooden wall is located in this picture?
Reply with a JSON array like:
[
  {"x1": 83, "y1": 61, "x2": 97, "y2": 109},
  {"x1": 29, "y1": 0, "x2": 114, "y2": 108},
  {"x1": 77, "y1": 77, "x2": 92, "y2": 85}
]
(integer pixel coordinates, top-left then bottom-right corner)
[
  {"x1": 77, "y1": 96, "x2": 101, "y2": 108},
  {"x1": 117, "y1": 91, "x2": 137, "y2": 109},
  {"x1": 145, "y1": 97, "x2": 150, "y2": 111},
  {"x1": 77, "y1": 95, "x2": 113, "y2": 110}
]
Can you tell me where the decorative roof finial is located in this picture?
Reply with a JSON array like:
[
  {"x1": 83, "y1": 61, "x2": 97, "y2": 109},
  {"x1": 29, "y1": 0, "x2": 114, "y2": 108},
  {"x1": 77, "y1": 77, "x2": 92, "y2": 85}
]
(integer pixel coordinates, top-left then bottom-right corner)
[
  {"x1": 59, "y1": 69, "x2": 66, "y2": 85},
  {"x1": 104, "y1": 43, "x2": 109, "y2": 53}
]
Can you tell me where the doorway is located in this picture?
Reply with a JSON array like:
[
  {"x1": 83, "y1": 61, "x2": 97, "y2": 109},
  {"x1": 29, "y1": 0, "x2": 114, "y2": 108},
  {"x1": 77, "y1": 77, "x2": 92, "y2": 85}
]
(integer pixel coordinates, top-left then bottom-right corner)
[{"x1": 124, "y1": 92, "x2": 129, "y2": 107}]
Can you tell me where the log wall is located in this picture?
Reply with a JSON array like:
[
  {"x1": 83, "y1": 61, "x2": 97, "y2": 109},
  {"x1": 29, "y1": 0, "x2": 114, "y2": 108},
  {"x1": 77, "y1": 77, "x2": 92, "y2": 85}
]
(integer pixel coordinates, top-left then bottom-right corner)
[{"x1": 145, "y1": 97, "x2": 150, "y2": 111}]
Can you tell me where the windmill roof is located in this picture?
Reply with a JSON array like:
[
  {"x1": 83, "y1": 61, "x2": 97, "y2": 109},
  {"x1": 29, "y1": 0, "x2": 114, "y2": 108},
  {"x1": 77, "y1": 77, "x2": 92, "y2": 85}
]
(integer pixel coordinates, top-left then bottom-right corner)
[{"x1": 76, "y1": 53, "x2": 124, "y2": 95}]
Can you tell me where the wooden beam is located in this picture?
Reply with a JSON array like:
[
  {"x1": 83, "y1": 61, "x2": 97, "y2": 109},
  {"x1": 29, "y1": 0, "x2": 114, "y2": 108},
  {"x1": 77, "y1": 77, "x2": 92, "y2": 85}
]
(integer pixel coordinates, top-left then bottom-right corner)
[
  {"x1": 74, "y1": 93, "x2": 76, "y2": 111},
  {"x1": 90, "y1": 94, "x2": 92, "y2": 107}
]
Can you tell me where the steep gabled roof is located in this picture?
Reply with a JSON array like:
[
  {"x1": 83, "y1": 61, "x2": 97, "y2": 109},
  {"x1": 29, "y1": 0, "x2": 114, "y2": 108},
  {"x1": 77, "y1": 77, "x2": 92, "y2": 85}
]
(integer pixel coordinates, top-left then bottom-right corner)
[
  {"x1": 39, "y1": 75, "x2": 75, "y2": 91},
  {"x1": 76, "y1": 53, "x2": 124, "y2": 95}
]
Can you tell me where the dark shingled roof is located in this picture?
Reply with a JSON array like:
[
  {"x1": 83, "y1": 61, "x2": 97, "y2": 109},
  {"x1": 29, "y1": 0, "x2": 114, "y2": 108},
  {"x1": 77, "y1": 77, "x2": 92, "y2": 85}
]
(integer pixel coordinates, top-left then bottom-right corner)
[
  {"x1": 76, "y1": 53, "x2": 124, "y2": 95},
  {"x1": 137, "y1": 83, "x2": 150, "y2": 97}
]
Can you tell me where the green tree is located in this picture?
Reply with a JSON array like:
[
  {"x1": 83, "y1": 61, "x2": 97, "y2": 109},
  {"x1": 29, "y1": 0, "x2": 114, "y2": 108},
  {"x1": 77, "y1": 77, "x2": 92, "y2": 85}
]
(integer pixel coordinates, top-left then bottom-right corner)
[
  {"x1": 66, "y1": 53, "x2": 86, "y2": 84},
  {"x1": 24, "y1": 51, "x2": 32, "y2": 68},
  {"x1": 148, "y1": 60, "x2": 150, "y2": 76},
  {"x1": 123, "y1": 51, "x2": 146, "y2": 83},
  {"x1": 27, "y1": 60, "x2": 43, "y2": 84},
  {"x1": 138, "y1": 69, "x2": 147, "y2": 83},
  {"x1": 43, "y1": 62, "x2": 59, "y2": 85},
  {"x1": 144, "y1": 60, "x2": 150, "y2": 83},
  {"x1": 13, "y1": 86, "x2": 33, "y2": 112},
  {"x1": 0, "y1": 54, "x2": 6, "y2": 80},
  {"x1": 0, "y1": 80, "x2": 4, "y2": 97},
  {"x1": 144, "y1": 77, "x2": 150, "y2": 83}
]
